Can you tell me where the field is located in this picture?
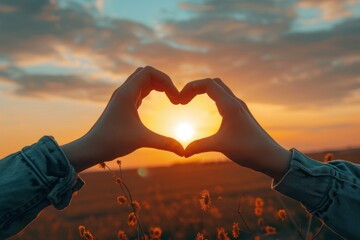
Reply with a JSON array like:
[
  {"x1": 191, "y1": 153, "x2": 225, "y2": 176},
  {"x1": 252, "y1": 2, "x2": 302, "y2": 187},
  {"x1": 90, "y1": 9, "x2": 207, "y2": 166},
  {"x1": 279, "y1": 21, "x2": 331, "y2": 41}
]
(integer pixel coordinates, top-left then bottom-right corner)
[{"x1": 14, "y1": 148, "x2": 360, "y2": 240}]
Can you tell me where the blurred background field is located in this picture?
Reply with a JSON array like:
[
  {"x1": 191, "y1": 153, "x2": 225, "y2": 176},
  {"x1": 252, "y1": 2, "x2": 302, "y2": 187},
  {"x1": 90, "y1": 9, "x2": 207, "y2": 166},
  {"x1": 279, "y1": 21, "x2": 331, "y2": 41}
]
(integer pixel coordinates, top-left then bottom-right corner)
[{"x1": 15, "y1": 148, "x2": 360, "y2": 240}]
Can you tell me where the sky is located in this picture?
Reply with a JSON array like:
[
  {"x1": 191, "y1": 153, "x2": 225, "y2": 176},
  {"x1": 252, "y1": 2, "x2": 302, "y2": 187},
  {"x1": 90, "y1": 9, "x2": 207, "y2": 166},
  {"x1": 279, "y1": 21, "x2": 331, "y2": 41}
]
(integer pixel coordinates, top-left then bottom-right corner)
[{"x1": 1, "y1": 0, "x2": 360, "y2": 170}]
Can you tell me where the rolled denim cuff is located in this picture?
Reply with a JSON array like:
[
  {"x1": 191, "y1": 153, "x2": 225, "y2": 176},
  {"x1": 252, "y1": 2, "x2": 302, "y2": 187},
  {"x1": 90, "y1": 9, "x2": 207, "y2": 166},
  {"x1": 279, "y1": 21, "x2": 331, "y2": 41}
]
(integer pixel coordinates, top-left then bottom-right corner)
[
  {"x1": 21, "y1": 136, "x2": 84, "y2": 209},
  {"x1": 271, "y1": 148, "x2": 332, "y2": 213}
]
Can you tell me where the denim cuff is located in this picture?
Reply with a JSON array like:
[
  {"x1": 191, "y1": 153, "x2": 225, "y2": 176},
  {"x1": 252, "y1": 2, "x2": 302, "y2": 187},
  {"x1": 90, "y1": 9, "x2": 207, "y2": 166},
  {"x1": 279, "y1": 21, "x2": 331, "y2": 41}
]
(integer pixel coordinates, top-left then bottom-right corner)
[
  {"x1": 21, "y1": 136, "x2": 84, "y2": 209},
  {"x1": 271, "y1": 148, "x2": 333, "y2": 214}
]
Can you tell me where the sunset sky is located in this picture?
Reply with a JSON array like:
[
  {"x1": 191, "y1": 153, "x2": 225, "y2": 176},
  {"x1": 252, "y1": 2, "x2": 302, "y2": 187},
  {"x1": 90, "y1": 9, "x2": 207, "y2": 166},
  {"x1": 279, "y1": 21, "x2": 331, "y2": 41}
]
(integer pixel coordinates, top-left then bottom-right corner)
[{"x1": 1, "y1": 0, "x2": 360, "y2": 170}]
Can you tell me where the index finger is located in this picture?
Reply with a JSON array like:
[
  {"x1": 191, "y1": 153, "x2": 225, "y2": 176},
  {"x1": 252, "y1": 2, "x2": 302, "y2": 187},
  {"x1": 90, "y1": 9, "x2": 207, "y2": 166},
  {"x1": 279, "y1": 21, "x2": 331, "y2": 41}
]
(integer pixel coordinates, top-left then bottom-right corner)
[
  {"x1": 179, "y1": 78, "x2": 235, "y2": 113},
  {"x1": 131, "y1": 66, "x2": 180, "y2": 104}
]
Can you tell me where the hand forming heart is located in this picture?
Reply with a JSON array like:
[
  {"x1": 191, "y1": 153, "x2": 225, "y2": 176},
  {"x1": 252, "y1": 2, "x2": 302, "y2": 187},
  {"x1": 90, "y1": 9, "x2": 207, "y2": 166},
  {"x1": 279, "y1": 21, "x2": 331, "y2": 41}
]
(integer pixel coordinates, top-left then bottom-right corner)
[{"x1": 62, "y1": 66, "x2": 291, "y2": 180}]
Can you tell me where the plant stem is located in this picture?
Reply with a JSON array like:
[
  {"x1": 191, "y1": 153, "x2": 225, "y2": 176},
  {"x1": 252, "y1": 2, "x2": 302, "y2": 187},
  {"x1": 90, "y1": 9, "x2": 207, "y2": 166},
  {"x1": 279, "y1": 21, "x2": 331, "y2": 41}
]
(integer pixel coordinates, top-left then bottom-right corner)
[
  {"x1": 312, "y1": 223, "x2": 324, "y2": 240},
  {"x1": 275, "y1": 192, "x2": 305, "y2": 240},
  {"x1": 306, "y1": 214, "x2": 313, "y2": 240}
]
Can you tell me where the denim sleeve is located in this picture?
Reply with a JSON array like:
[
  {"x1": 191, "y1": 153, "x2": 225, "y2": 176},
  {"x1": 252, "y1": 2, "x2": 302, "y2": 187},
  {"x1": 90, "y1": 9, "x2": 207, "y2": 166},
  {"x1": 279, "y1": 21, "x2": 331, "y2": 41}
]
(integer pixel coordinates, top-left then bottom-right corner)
[
  {"x1": 272, "y1": 148, "x2": 360, "y2": 239},
  {"x1": 0, "y1": 136, "x2": 84, "y2": 239}
]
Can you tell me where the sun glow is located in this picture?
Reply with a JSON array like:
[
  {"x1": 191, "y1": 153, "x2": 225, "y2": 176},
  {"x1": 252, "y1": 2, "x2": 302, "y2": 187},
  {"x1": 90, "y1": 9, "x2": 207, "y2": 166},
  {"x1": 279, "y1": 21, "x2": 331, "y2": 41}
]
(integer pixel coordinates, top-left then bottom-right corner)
[
  {"x1": 138, "y1": 92, "x2": 222, "y2": 156},
  {"x1": 174, "y1": 122, "x2": 194, "y2": 142}
]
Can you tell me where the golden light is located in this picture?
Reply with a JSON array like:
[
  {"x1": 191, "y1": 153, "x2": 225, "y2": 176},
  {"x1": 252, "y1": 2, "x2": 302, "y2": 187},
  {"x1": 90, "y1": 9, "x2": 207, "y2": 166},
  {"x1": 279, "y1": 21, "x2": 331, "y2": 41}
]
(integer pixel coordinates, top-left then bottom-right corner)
[
  {"x1": 174, "y1": 122, "x2": 194, "y2": 142},
  {"x1": 138, "y1": 91, "x2": 222, "y2": 154}
]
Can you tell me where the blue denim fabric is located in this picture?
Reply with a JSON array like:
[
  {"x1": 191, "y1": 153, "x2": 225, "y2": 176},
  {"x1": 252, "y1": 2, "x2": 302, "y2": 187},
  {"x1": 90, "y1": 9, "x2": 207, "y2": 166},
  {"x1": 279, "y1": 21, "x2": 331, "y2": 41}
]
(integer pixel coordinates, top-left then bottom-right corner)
[
  {"x1": 272, "y1": 148, "x2": 360, "y2": 239},
  {"x1": 0, "y1": 136, "x2": 84, "y2": 239}
]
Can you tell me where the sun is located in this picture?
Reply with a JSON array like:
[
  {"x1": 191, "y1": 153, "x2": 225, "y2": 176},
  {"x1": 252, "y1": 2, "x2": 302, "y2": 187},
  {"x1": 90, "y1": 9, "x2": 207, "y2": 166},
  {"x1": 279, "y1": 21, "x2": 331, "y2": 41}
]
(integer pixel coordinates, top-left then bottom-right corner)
[{"x1": 174, "y1": 122, "x2": 194, "y2": 142}]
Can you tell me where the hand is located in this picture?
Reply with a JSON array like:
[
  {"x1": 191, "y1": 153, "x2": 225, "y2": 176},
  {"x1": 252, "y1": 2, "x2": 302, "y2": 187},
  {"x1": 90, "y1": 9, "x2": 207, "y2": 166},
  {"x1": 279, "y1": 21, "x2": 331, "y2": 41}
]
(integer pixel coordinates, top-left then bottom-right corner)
[
  {"x1": 180, "y1": 78, "x2": 291, "y2": 180},
  {"x1": 62, "y1": 66, "x2": 184, "y2": 172}
]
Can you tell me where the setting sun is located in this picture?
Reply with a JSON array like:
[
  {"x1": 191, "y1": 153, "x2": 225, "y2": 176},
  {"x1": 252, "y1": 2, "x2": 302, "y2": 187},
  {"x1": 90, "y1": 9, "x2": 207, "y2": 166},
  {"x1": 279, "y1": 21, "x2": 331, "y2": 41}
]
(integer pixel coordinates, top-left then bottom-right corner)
[
  {"x1": 174, "y1": 122, "x2": 194, "y2": 142},
  {"x1": 139, "y1": 92, "x2": 222, "y2": 155}
]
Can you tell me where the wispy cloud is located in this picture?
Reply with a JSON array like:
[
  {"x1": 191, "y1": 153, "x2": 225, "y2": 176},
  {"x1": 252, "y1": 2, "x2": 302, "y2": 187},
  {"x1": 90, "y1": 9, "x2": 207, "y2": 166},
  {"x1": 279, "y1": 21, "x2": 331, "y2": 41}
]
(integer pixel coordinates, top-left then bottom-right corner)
[
  {"x1": 0, "y1": 66, "x2": 116, "y2": 101},
  {"x1": 0, "y1": 0, "x2": 359, "y2": 108}
]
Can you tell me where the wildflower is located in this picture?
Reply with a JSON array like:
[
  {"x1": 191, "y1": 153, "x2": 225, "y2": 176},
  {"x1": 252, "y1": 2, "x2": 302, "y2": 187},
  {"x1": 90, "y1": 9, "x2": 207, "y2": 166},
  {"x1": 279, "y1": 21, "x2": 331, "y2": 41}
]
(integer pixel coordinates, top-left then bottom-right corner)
[
  {"x1": 199, "y1": 189, "x2": 211, "y2": 211},
  {"x1": 254, "y1": 207, "x2": 263, "y2": 216},
  {"x1": 196, "y1": 233, "x2": 206, "y2": 240},
  {"x1": 132, "y1": 200, "x2": 141, "y2": 213},
  {"x1": 78, "y1": 225, "x2": 86, "y2": 237},
  {"x1": 117, "y1": 159, "x2": 121, "y2": 166},
  {"x1": 323, "y1": 153, "x2": 334, "y2": 162},
  {"x1": 264, "y1": 225, "x2": 277, "y2": 235},
  {"x1": 210, "y1": 207, "x2": 222, "y2": 218},
  {"x1": 149, "y1": 227, "x2": 162, "y2": 239},
  {"x1": 117, "y1": 196, "x2": 127, "y2": 205},
  {"x1": 128, "y1": 212, "x2": 137, "y2": 227},
  {"x1": 117, "y1": 230, "x2": 128, "y2": 240},
  {"x1": 257, "y1": 217, "x2": 264, "y2": 230},
  {"x1": 277, "y1": 209, "x2": 287, "y2": 221},
  {"x1": 255, "y1": 197, "x2": 264, "y2": 208},
  {"x1": 98, "y1": 162, "x2": 106, "y2": 170},
  {"x1": 217, "y1": 227, "x2": 230, "y2": 240},
  {"x1": 116, "y1": 177, "x2": 123, "y2": 185},
  {"x1": 84, "y1": 230, "x2": 94, "y2": 240},
  {"x1": 254, "y1": 236, "x2": 261, "y2": 240},
  {"x1": 232, "y1": 222, "x2": 240, "y2": 239}
]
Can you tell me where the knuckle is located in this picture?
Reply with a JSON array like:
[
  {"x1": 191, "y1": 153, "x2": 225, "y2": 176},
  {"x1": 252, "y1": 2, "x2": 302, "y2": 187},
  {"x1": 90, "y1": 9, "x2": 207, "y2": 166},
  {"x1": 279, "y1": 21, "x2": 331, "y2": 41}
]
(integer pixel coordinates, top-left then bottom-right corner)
[
  {"x1": 237, "y1": 98, "x2": 247, "y2": 108},
  {"x1": 213, "y1": 77, "x2": 222, "y2": 83},
  {"x1": 187, "y1": 81, "x2": 196, "y2": 90},
  {"x1": 143, "y1": 65, "x2": 154, "y2": 72},
  {"x1": 112, "y1": 86, "x2": 133, "y2": 103},
  {"x1": 111, "y1": 89, "x2": 118, "y2": 99},
  {"x1": 113, "y1": 90, "x2": 127, "y2": 102},
  {"x1": 209, "y1": 78, "x2": 217, "y2": 86},
  {"x1": 204, "y1": 77, "x2": 212, "y2": 82}
]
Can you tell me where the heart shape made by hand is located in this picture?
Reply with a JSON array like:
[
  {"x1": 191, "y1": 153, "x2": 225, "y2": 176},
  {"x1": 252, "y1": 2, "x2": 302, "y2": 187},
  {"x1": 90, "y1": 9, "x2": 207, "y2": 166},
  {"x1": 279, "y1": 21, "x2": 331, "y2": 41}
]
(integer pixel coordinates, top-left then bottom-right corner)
[{"x1": 139, "y1": 91, "x2": 222, "y2": 147}]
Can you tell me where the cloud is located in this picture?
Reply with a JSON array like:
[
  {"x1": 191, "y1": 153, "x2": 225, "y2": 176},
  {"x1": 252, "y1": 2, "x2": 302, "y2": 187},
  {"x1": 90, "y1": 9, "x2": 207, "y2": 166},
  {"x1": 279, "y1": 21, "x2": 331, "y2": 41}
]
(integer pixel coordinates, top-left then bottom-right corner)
[
  {"x1": 95, "y1": 0, "x2": 104, "y2": 13},
  {"x1": 178, "y1": 2, "x2": 215, "y2": 12},
  {"x1": 297, "y1": 0, "x2": 358, "y2": 21},
  {"x1": 0, "y1": 66, "x2": 116, "y2": 101},
  {"x1": 0, "y1": 3, "x2": 17, "y2": 13},
  {"x1": 154, "y1": 0, "x2": 360, "y2": 107},
  {"x1": 0, "y1": 0, "x2": 359, "y2": 108},
  {"x1": 0, "y1": 0, "x2": 153, "y2": 100}
]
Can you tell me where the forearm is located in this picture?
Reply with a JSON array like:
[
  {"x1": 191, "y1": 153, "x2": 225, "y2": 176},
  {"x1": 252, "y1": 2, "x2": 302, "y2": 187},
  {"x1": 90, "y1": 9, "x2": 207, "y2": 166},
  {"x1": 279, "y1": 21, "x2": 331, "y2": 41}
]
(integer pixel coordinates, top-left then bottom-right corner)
[
  {"x1": 272, "y1": 149, "x2": 360, "y2": 239},
  {"x1": 254, "y1": 143, "x2": 292, "y2": 181},
  {"x1": 0, "y1": 136, "x2": 83, "y2": 239},
  {"x1": 61, "y1": 135, "x2": 103, "y2": 173}
]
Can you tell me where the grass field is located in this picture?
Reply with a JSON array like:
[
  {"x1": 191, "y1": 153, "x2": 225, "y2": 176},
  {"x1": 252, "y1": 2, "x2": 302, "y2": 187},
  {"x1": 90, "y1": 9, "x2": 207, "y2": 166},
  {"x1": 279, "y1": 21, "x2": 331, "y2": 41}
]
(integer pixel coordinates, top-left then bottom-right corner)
[{"x1": 14, "y1": 148, "x2": 360, "y2": 240}]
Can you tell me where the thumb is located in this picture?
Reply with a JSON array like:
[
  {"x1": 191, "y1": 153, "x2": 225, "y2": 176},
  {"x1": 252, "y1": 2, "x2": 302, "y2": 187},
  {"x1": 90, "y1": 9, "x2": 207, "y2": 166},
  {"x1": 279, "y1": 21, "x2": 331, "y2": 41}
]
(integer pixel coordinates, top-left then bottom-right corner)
[
  {"x1": 144, "y1": 131, "x2": 184, "y2": 157},
  {"x1": 184, "y1": 136, "x2": 217, "y2": 158}
]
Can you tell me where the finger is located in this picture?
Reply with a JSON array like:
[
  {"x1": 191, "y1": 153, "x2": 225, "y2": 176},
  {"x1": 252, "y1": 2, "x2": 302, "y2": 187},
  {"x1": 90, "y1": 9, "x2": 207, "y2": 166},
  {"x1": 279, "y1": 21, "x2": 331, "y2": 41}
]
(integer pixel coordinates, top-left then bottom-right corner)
[
  {"x1": 212, "y1": 78, "x2": 258, "y2": 123},
  {"x1": 184, "y1": 136, "x2": 217, "y2": 158},
  {"x1": 132, "y1": 66, "x2": 180, "y2": 104},
  {"x1": 212, "y1": 78, "x2": 250, "y2": 111},
  {"x1": 143, "y1": 130, "x2": 184, "y2": 157},
  {"x1": 212, "y1": 78, "x2": 260, "y2": 123},
  {"x1": 212, "y1": 79, "x2": 276, "y2": 142},
  {"x1": 124, "y1": 67, "x2": 144, "y2": 85},
  {"x1": 212, "y1": 79, "x2": 268, "y2": 134},
  {"x1": 110, "y1": 67, "x2": 144, "y2": 103},
  {"x1": 212, "y1": 78, "x2": 237, "y2": 99},
  {"x1": 179, "y1": 78, "x2": 235, "y2": 114}
]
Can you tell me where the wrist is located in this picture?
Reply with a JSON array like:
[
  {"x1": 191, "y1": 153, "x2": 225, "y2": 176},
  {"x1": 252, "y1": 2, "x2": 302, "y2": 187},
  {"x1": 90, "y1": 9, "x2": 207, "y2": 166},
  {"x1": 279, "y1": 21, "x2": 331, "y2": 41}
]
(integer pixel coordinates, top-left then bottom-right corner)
[
  {"x1": 267, "y1": 145, "x2": 291, "y2": 180},
  {"x1": 61, "y1": 135, "x2": 104, "y2": 172},
  {"x1": 255, "y1": 144, "x2": 291, "y2": 181}
]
